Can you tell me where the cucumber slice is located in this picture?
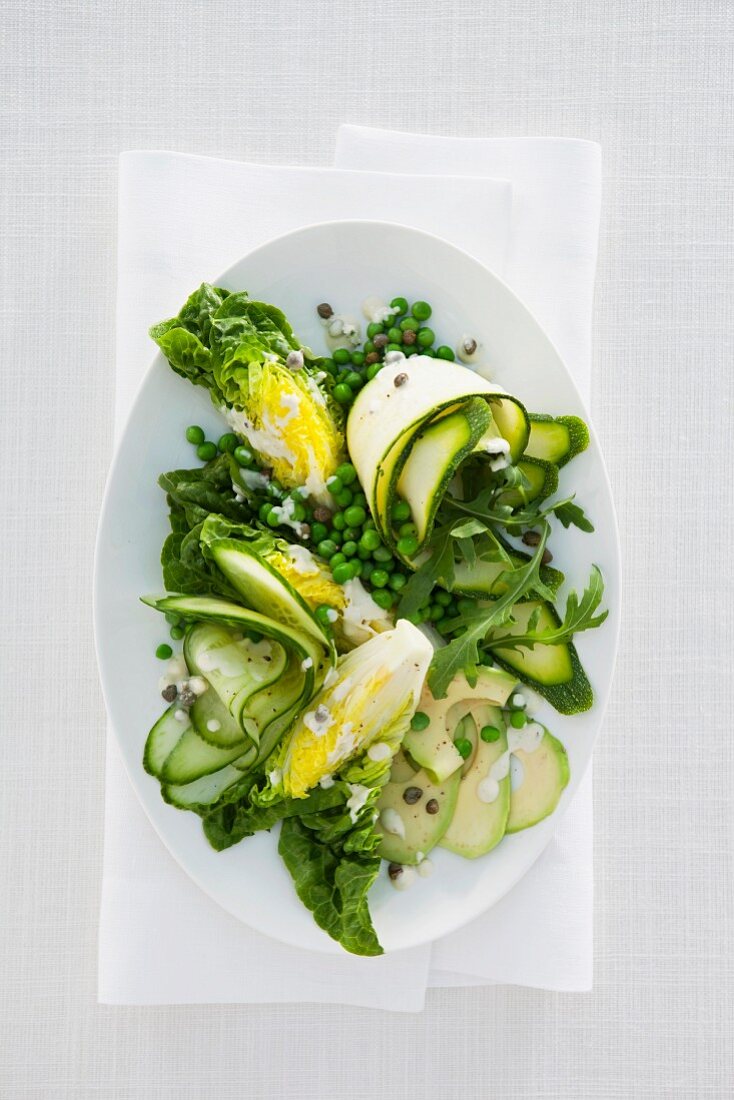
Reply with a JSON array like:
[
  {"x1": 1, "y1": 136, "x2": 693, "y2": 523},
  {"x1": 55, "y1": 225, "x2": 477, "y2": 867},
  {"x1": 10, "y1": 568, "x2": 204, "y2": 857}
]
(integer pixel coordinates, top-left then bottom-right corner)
[
  {"x1": 160, "y1": 726, "x2": 250, "y2": 785},
  {"x1": 506, "y1": 727, "x2": 569, "y2": 832},
  {"x1": 487, "y1": 600, "x2": 593, "y2": 714},
  {"x1": 184, "y1": 622, "x2": 286, "y2": 736},
  {"x1": 207, "y1": 539, "x2": 331, "y2": 648},
  {"x1": 190, "y1": 687, "x2": 246, "y2": 748},
  {"x1": 143, "y1": 705, "x2": 189, "y2": 778},
  {"x1": 396, "y1": 400, "x2": 492, "y2": 547},
  {"x1": 162, "y1": 762, "x2": 249, "y2": 811},
  {"x1": 498, "y1": 456, "x2": 559, "y2": 508},
  {"x1": 525, "y1": 414, "x2": 589, "y2": 467}
]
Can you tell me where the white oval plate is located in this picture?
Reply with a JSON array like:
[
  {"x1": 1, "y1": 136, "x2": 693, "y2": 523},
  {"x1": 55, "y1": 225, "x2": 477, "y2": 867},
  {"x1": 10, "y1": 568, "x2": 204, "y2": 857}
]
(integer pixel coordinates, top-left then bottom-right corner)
[{"x1": 95, "y1": 221, "x2": 620, "y2": 955}]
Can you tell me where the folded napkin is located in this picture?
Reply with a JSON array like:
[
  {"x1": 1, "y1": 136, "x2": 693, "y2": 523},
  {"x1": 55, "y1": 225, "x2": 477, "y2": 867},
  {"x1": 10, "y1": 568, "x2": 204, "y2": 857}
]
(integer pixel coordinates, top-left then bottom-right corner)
[{"x1": 99, "y1": 134, "x2": 601, "y2": 1009}]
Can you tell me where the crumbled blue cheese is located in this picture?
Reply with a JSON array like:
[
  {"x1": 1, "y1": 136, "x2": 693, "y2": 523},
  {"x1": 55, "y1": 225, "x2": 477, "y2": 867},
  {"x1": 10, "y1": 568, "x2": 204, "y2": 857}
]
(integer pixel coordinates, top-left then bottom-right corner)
[
  {"x1": 485, "y1": 436, "x2": 511, "y2": 472},
  {"x1": 287, "y1": 544, "x2": 320, "y2": 576},
  {"x1": 304, "y1": 704, "x2": 334, "y2": 738},
  {"x1": 379, "y1": 807, "x2": 406, "y2": 838},
  {"x1": 188, "y1": 676, "x2": 208, "y2": 696},
  {"x1": 361, "y1": 295, "x2": 399, "y2": 326},
  {"x1": 367, "y1": 741, "x2": 391, "y2": 762}
]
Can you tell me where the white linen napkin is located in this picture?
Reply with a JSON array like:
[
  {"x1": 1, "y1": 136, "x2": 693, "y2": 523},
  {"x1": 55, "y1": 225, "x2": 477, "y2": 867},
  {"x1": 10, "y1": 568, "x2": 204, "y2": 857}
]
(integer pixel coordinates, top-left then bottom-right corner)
[
  {"x1": 100, "y1": 152, "x2": 512, "y2": 1012},
  {"x1": 335, "y1": 127, "x2": 601, "y2": 990},
  {"x1": 99, "y1": 136, "x2": 601, "y2": 1009}
]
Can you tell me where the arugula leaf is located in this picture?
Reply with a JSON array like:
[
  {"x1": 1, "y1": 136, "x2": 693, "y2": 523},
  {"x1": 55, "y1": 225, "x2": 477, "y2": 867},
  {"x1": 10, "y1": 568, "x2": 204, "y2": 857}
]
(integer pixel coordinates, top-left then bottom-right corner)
[
  {"x1": 554, "y1": 499, "x2": 595, "y2": 532},
  {"x1": 396, "y1": 522, "x2": 456, "y2": 618},
  {"x1": 427, "y1": 526, "x2": 554, "y2": 698},
  {"x1": 444, "y1": 486, "x2": 594, "y2": 534},
  {"x1": 486, "y1": 565, "x2": 608, "y2": 651}
]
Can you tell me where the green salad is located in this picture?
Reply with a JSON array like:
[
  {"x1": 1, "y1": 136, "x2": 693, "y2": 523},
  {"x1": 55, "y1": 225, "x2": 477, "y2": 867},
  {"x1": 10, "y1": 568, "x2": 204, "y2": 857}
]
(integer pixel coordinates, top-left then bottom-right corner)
[{"x1": 142, "y1": 287, "x2": 607, "y2": 955}]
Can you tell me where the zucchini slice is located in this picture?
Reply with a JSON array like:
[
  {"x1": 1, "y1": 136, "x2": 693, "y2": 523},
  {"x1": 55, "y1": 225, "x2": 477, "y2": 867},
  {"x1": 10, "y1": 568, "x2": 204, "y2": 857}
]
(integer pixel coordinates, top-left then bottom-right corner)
[
  {"x1": 525, "y1": 414, "x2": 589, "y2": 467},
  {"x1": 498, "y1": 456, "x2": 559, "y2": 508},
  {"x1": 486, "y1": 600, "x2": 594, "y2": 714},
  {"x1": 143, "y1": 705, "x2": 189, "y2": 778}
]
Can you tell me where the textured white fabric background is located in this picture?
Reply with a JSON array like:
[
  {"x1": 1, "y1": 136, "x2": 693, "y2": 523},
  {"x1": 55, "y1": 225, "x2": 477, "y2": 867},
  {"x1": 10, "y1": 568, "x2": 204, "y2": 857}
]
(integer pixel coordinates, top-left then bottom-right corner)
[{"x1": 2, "y1": 0, "x2": 732, "y2": 1096}]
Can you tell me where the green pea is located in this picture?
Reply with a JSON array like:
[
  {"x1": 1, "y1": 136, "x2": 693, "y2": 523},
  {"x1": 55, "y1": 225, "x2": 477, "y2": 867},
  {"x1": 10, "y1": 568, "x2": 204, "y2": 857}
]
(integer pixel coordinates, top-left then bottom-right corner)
[
  {"x1": 351, "y1": 351, "x2": 365, "y2": 367},
  {"x1": 386, "y1": 342, "x2": 403, "y2": 354},
  {"x1": 364, "y1": 517, "x2": 376, "y2": 529},
  {"x1": 345, "y1": 371, "x2": 363, "y2": 390},
  {"x1": 381, "y1": 558, "x2": 396, "y2": 574},
  {"x1": 361, "y1": 561, "x2": 374, "y2": 581},
  {"x1": 185, "y1": 425, "x2": 205, "y2": 445},
  {"x1": 398, "y1": 522, "x2": 417, "y2": 538},
  {"x1": 387, "y1": 326, "x2": 403, "y2": 343},
  {"x1": 421, "y1": 347, "x2": 436, "y2": 357},
  {"x1": 429, "y1": 604, "x2": 445, "y2": 621},
  {"x1": 258, "y1": 502, "x2": 272, "y2": 523},
  {"x1": 352, "y1": 491, "x2": 367, "y2": 507},
  {"x1": 321, "y1": 357, "x2": 336, "y2": 374},
  {"x1": 417, "y1": 327, "x2": 435, "y2": 347},
  {"x1": 290, "y1": 502, "x2": 306, "y2": 522},
  {"x1": 329, "y1": 528, "x2": 343, "y2": 545},
  {"x1": 164, "y1": 611, "x2": 181, "y2": 626},
  {"x1": 267, "y1": 480, "x2": 283, "y2": 499},
  {"x1": 333, "y1": 383, "x2": 353, "y2": 404},
  {"x1": 397, "y1": 535, "x2": 418, "y2": 557},
  {"x1": 411, "y1": 300, "x2": 432, "y2": 321},
  {"x1": 333, "y1": 348, "x2": 352, "y2": 365},
  {"x1": 332, "y1": 512, "x2": 346, "y2": 531},
  {"x1": 454, "y1": 737, "x2": 472, "y2": 759},
  {"x1": 329, "y1": 552, "x2": 346, "y2": 568},
  {"x1": 389, "y1": 572, "x2": 407, "y2": 592},
  {"x1": 327, "y1": 475, "x2": 343, "y2": 496},
  {"x1": 370, "y1": 568, "x2": 389, "y2": 588},
  {"x1": 342, "y1": 540, "x2": 358, "y2": 558},
  {"x1": 344, "y1": 504, "x2": 366, "y2": 528},
  {"x1": 510, "y1": 709, "x2": 527, "y2": 729},
  {"x1": 411, "y1": 711, "x2": 430, "y2": 731},
  {"x1": 335, "y1": 488, "x2": 353, "y2": 508},
  {"x1": 266, "y1": 510, "x2": 281, "y2": 528},
  {"x1": 342, "y1": 527, "x2": 359, "y2": 542},
  {"x1": 170, "y1": 625, "x2": 185, "y2": 641},
  {"x1": 310, "y1": 522, "x2": 329, "y2": 544},
  {"x1": 390, "y1": 296, "x2": 408, "y2": 314},
  {"x1": 436, "y1": 345, "x2": 456, "y2": 361},
  {"x1": 234, "y1": 445, "x2": 254, "y2": 466},
  {"x1": 315, "y1": 605, "x2": 336, "y2": 627},
  {"x1": 457, "y1": 597, "x2": 478, "y2": 615},
  {"x1": 218, "y1": 432, "x2": 238, "y2": 453},
  {"x1": 434, "y1": 590, "x2": 452, "y2": 607},
  {"x1": 196, "y1": 441, "x2": 217, "y2": 462},
  {"x1": 359, "y1": 528, "x2": 381, "y2": 552},
  {"x1": 363, "y1": 340, "x2": 377, "y2": 356},
  {"x1": 391, "y1": 499, "x2": 411, "y2": 523},
  {"x1": 332, "y1": 561, "x2": 353, "y2": 585},
  {"x1": 336, "y1": 462, "x2": 357, "y2": 486},
  {"x1": 358, "y1": 544, "x2": 372, "y2": 560},
  {"x1": 366, "y1": 362, "x2": 382, "y2": 380},
  {"x1": 367, "y1": 321, "x2": 384, "y2": 338},
  {"x1": 155, "y1": 643, "x2": 173, "y2": 660},
  {"x1": 480, "y1": 725, "x2": 501, "y2": 743},
  {"x1": 373, "y1": 546, "x2": 393, "y2": 563},
  {"x1": 348, "y1": 560, "x2": 362, "y2": 578},
  {"x1": 399, "y1": 317, "x2": 419, "y2": 332},
  {"x1": 317, "y1": 539, "x2": 338, "y2": 558},
  {"x1": 371, "y1": 588, "x2": 393, "y2": 610}
]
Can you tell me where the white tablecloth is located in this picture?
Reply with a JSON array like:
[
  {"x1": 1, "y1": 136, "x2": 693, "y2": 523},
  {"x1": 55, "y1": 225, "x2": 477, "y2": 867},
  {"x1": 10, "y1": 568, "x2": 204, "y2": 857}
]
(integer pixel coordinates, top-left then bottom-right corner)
[{"x1": 2, "y1": 0, "x2": 732, "y2": 1095}]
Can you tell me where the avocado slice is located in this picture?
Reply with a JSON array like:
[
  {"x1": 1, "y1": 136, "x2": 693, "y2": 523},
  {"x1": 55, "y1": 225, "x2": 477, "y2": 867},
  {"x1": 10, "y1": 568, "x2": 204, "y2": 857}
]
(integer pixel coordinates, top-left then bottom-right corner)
[
  {"x1": 375, "y1": 750, "x2": 460, "y2": 865},
  {"x1": 403, "y1": 666, "x2": 516, "y2": 782},
  {"x1": 439, "y1": 705, "x2": 511, "y2": 858},
  {"x1": 506, "y1": 726, "x2": 570, "y2": 832}
]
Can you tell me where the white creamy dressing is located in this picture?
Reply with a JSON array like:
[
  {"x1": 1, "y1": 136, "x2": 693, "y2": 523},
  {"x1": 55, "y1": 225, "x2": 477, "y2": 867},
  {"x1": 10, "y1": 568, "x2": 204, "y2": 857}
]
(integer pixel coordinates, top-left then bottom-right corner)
[
  {"x1": 206, "y1": 719, "x2": 221, "y2": 733},
  {"x1": 223, "y1": 407, "x2": 297, "y2": 469},
  {"x1": 323, "y1": 312, "x2": 361, "y2": 350},
  {"x1": 318, "y1": 774, "x2": 335, "y2": 789},
  {"x1": 268, "y1": 767, "x2": 283, "y2": 787},
  {"x1": 187, "y1": 676, "x2": 208, "y2": 696},
  {"x1": 367, "y1": 741, "x2": 391, "y2": 762},
  {"x1": 512, "y1": 692, "x2": 527, "y2": 709},
  {"x1": 286, "y1": 544, "x2": 320, "y2": 576},
  {"x1": 304, "y1": 373, "x2": 327, "y2": 408},
  {"x1": 301, "y1": 657, "x2": 314, "y2": 671},
  {"x1": 325, "y1": 608, "x2": 339, "y2": 624},
  {"x1": 174, "y1": 709, "x2": 188, "y2": 722},
  {"x1": 158, "y1": 653, "x2": 188, "y2": 693},
  {"x1": 510, "y1": 755, "x2": 525, "y2": 791},
  {"x1": 417, "y1": 859, "x2": 434, "y2": 878},
  {"x1": 380, "y1": 807, "x2": 406, "y2": 839},
  {"x1": 346, "y1": 783, "x2": 370, "y2": 824},
  {"x1": 390, "y1": 865, "x2": 417, "y2": 891},
  {"x1": 304, "y1": 706, "x2": 335, "y2": 738},
  {"x1": 361, "y1": 295, "x2": 399, "y2": 326},
  {"x1": 476, "y1": 722, "x2": 545, "y2": 804},
  {"x1": 275, "y1": 392, "x2": 301, "y2": 426},
  {"x1": 327, "y1": 722, "x2": 356, "y2": 766},
  {"x1": 340, "y1": 578, "x2": 392, "y2": 646},
  {"x1": 484, "y1": 436, "x2": 511, "y2": 472},
  {"x1": 269, "y1": 495, "x2": 306, "y2": 537},
  {"x1": 456, "y1": 335, "x2": 482, "y2": 364},
  {"x1": 331, "y1": 675, "x2": 354, "y2": 703},
  {"x1": 239, "y1": 468, "x2": 271, "y2": 493},
  {"x1": 383, "y1": 349, "x2": 406, "y2": 366}
]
